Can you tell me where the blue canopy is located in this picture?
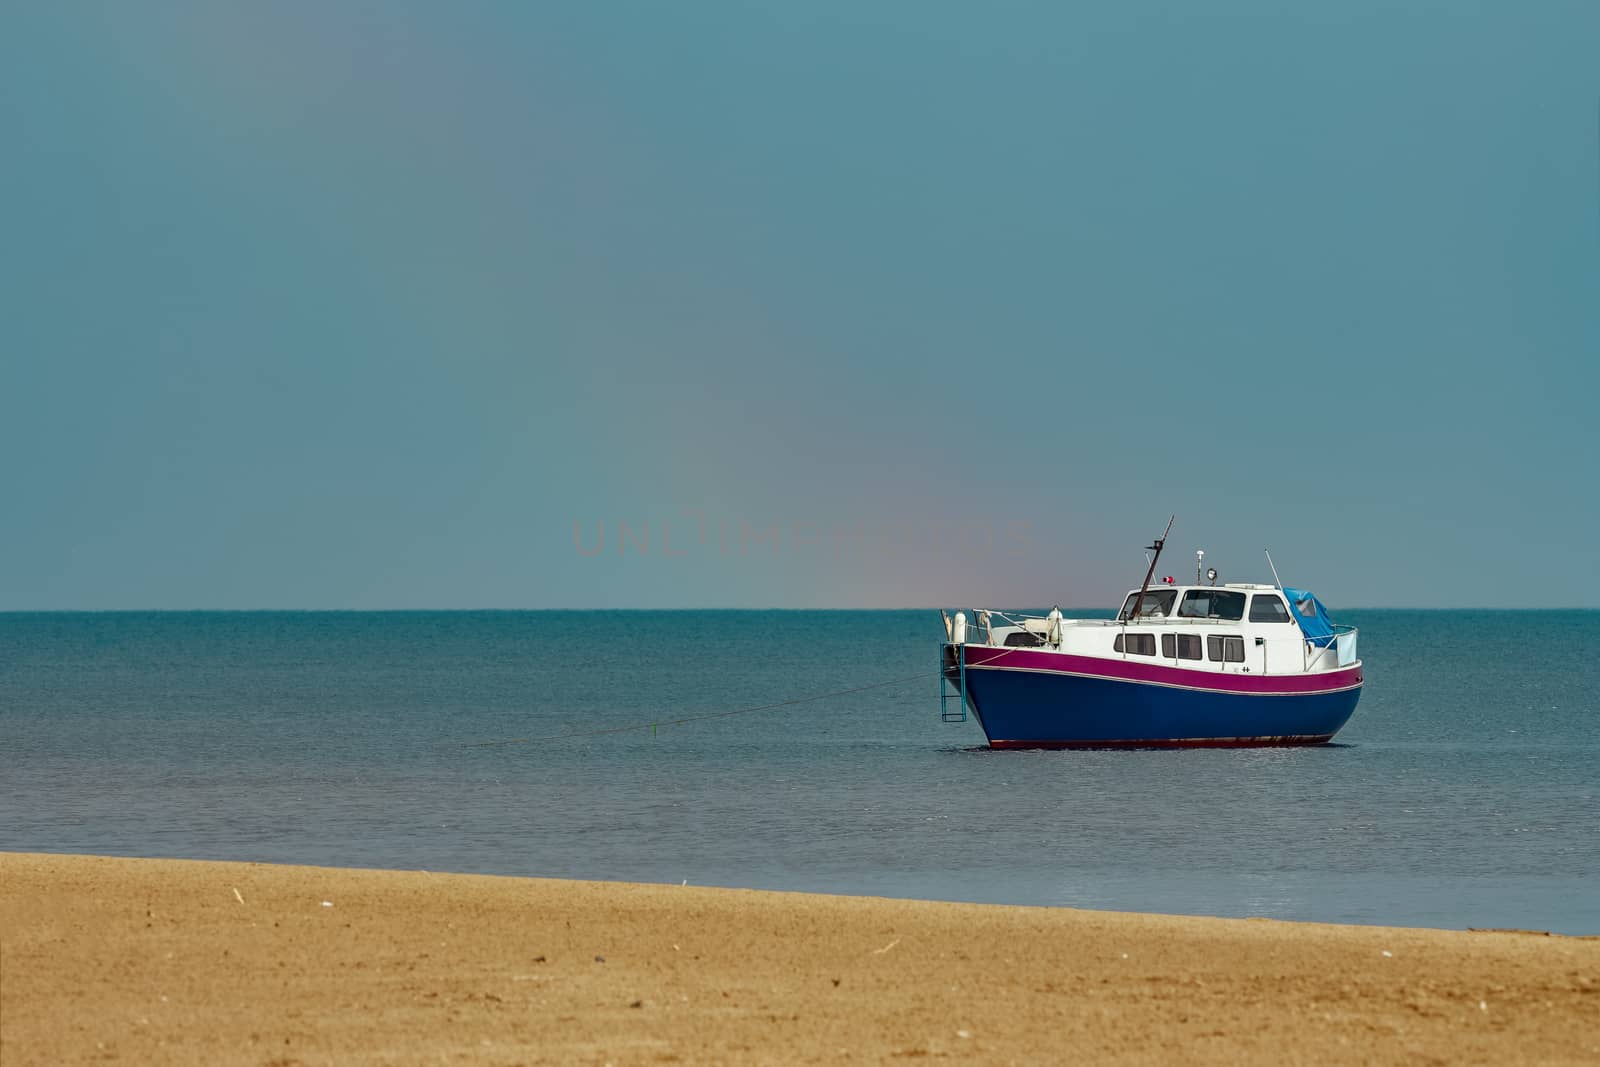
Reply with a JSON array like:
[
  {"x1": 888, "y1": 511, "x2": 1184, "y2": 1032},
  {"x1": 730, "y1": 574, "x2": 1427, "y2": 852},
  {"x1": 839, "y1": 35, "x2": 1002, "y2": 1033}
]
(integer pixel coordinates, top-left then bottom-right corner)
[{"x1": 1283, "y1": 587, "x2": 1336, "y2": 648}]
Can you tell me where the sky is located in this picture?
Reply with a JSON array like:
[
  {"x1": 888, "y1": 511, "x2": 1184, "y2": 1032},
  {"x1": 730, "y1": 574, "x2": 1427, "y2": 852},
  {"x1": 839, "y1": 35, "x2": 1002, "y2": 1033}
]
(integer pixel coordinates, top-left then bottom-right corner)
[{"x1": 2, "y1": 1, "x2": 1596, "y2": 609}]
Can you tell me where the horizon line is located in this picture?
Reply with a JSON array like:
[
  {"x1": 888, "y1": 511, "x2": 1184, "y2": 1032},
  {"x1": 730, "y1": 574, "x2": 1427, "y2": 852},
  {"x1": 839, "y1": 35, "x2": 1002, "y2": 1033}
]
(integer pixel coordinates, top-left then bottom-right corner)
[{"x1": 2, "y1": 606, "x2": 1595, "y2": 614}]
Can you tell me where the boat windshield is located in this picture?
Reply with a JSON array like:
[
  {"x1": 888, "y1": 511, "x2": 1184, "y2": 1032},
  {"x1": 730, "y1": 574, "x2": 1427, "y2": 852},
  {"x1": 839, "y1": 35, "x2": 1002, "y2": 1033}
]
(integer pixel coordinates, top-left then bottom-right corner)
[
  {"x1": 1177, "y1": 589, "x2": 1246, "y2": 621},
  {"x1": 1118, "y1": 589, "x2": 1178, "y2": 620}
]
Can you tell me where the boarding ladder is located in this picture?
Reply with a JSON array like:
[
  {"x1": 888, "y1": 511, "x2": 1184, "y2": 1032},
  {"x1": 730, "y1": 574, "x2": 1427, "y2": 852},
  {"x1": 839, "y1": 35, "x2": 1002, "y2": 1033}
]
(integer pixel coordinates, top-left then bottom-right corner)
[{"x1": 938, "y1": 641, "x2": 967, "y2": 723}]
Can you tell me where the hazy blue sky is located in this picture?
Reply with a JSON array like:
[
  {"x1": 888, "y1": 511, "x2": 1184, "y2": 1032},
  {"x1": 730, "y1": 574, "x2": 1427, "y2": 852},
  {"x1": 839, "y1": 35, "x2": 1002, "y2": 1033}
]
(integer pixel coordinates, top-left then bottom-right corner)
[{"x1": 4, "y1": 2, "x2": 1596, "y2": 609}]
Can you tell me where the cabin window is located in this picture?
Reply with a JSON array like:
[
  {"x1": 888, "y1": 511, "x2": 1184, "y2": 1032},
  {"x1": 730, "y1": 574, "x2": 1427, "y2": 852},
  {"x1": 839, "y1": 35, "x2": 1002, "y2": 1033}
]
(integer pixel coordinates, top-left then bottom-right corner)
[
  {"x1": 1207, "y1": 635, "x2": 1245, "y2": 663},
  {"x1": 1114, "y1": 633, "x2": 1156, "y2": 656},
  {"x1": 1248, "y1": 594, "x2": 1292, "y2": 623},
  {"x1": 1003, "y1": 630, "x2": 1046, "y2": 647},
  {"x1": 1160, "y1": 633, "x2": 1202, "y2": 660},
  {"x1": 1117, "y1": 589, "x2": 1178, "y2": 621},
  {"x1": 1178, "y1": 589, "x2": 1246, "y2": 621}
]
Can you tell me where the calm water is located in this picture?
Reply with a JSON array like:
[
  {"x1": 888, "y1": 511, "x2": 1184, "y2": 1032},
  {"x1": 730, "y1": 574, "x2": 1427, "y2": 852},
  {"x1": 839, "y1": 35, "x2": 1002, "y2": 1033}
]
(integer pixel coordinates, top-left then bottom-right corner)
[{"x1": 2, "y1": 611, "x2": 1596, "y2": 933}]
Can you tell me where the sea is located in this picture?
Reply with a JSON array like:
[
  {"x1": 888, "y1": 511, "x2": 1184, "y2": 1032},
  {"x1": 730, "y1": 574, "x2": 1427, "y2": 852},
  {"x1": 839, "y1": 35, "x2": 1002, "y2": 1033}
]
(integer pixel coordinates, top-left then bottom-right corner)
[{"x1": 2, "y1": 610, "x2": 1596, "y2": 934}]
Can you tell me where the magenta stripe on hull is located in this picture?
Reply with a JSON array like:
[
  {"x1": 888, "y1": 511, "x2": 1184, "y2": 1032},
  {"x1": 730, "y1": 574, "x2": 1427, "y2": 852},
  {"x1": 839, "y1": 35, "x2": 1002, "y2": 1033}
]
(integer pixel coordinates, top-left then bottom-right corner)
[{"x1": 962, "y1": 646, "x2": 1361, "y2": 696}]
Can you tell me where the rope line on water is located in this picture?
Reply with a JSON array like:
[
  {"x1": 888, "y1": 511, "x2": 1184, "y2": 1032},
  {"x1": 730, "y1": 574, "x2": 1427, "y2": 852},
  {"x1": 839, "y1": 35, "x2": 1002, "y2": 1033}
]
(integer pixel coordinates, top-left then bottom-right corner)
[
  {"x1": 457, "y1": 644, "x2": 1018, "y2": 749},
  {"x1": 459, "y1": 671, "x2": 933, "y2": 749}
]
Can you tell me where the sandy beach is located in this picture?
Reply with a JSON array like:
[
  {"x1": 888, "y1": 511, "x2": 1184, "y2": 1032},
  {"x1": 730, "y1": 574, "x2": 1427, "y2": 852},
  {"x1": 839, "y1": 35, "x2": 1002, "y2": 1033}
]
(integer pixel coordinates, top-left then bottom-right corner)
[{"x1": 2, "y1": 853, "x2": 1596, "y2": 1065}]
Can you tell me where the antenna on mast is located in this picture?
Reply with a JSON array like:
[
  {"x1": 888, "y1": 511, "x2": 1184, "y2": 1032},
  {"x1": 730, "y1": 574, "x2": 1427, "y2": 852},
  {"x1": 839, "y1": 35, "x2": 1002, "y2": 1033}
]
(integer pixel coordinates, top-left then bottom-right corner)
[{"x1": 1127, "y1": 515, "x2": 1175, "y2": 623}]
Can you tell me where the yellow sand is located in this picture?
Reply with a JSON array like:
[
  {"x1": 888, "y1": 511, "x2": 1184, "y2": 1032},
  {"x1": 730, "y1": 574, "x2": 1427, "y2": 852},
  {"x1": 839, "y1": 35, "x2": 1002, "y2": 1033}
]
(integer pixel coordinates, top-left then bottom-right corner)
[{"x1": 2, "y1": 852, "x2": 1596, "y2": 1065}]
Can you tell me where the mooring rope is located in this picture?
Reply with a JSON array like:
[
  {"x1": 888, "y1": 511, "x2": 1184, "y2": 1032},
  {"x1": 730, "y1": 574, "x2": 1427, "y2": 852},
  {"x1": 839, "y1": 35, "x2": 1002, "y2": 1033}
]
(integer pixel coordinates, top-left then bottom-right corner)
[
  {"x1": 459, "y1": 673, "x2": 927, "y2": 749},
  {"x1": 456, "y1": 645, "x2": 1018, "y2": 749}
]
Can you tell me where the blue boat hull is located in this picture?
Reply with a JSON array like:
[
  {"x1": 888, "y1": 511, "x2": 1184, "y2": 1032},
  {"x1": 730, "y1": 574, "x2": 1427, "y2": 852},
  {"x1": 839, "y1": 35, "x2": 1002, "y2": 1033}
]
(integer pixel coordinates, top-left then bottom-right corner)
[{"x1": 954, "y1": 657, "x2": 1362, "y2": 748}]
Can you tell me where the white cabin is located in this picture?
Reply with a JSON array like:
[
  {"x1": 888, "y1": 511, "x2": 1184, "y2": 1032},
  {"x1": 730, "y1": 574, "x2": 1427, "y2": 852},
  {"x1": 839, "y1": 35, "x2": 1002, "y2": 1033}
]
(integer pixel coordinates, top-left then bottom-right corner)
[{"x1": 962, "y1": 583, "x2": 1357, "y2": 676}]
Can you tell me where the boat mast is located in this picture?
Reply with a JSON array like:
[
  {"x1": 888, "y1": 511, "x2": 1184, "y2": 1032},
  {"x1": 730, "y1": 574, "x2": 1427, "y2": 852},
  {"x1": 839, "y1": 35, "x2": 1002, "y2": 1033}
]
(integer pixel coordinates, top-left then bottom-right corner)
[{"x1": 1127, "y1": 515, "x2": 1175, "y2": 622}]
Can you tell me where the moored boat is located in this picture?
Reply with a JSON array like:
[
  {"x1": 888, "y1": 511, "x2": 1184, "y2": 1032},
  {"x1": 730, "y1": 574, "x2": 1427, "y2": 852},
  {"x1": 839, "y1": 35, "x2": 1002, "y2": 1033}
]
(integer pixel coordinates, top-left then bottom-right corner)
[{"x1": 939, "y1": 519, "x2": 1362, "y2": 748}]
